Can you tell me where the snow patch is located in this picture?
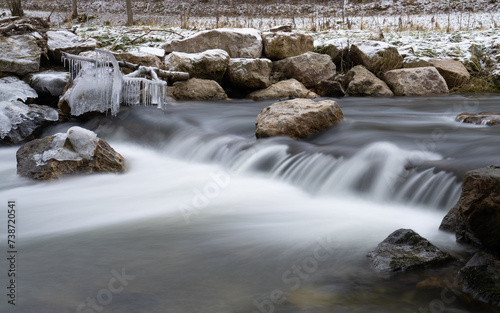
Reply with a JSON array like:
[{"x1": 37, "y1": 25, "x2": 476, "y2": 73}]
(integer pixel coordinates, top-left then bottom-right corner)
[{"x1": 0, "y1": 77, "x2": 38, "y2": 102}]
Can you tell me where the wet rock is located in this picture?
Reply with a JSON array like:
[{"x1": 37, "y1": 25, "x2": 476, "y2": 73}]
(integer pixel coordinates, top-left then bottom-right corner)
[
  {"x1": 315, "y1": 38, "x2": 349, "y2": 68},
  {"x1": 349, "y1": 40, "x2": 403, "y2": 77},
  {"x1": 171, "y1": 78, "x2": 227, "y2": 100},
  {"x1": 247, "y1": 79, "x2": 319, "y2": 100},
  {"x1": 367, "y1": 229, "x2": 454, "y2": 273},
  {"x1": 458, "y1": 252, "x2": 500, "y2": 306},
  {"x1": 428, "y1": 59, "x2": 470, "y2": 89},
  {"x1": 262, "y1": 32, "x2": 314, "y2": 60},
  {"x1": 164, "y1": 49, "x2": 230, "y2": 82},
  {"x1": 273, "y1": 52, "x2": 336, "y2": 88},
  {"x1": 0, "y1": 77, "x2": 38, "y2": 103},
  {"x1": 384, "y1": 67, "x2": 449, "y2": 96},
  {"x1": 455, "y1": 112, "x2": 500, "y2": 126},
  {"x1": 0, "y1": 101, "x2": 59, "y2": 144},
  {"x1": 315, "y1": 80, "x2": 345, "y2": 97},
  {"x1": 26, "y1": 71, "x2": 70, "y2": 106},
  {"x1": 255, "y1": 98, "x2": 343, "y2": 140},
  {"x1": 163, "y1": 28, "x2": 262, "y2": 58},
  {"x1": 16, "y1": 126, "x2": 126, "y2": 180},
  {"x1": 0, "y1": 35, "x2": 41, "y2": 75},
  {"x1": 225, "y1": 58, "x2": 272, "y2": 90},
  {"x1": 46, "y1": 30, "x2": 97, "y2": 63},
  {"x1": 345, "y1": 65, "x2": 393, "y2": 96}
]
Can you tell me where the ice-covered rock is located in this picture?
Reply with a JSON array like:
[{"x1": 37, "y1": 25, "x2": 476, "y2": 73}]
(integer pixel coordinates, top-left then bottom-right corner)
[
  {"x1": 428, "y1": 59, "x2": 470, "y2": 89},
  {"x1": 47, "y1": 30, "x2": 97, "y2": 63},
  {"x1": 26, "y1": 71, "x2": 70, "y2": 98},
  {"x1": 225, "y1": 58, "x2": 272, "y2": 90},
  {"x1": 262, "y1": 32, "x2": 314, "y2": 60},
  {"x1": 247, "y1": 79, "x2": 319, "y2": 101},
  {"x1": 170, "y1": 78, "x2": 227, "y2": 100},
  {"x1": 0, "y1": 101, "x2": 59, "y2": 144},
  {"x1": 163, "y1": 28, "x2": 262, "y2": 58},
  {"x1": 164, "y1": 49, "x2": 230, "y2": 82},
  {"x1": 255, "y1": 99, "x2": 343, "y2": 140},
  {"x1": 0, "y1": 35, "x2": 41, "y2": 75},
  {"x1": 349, "y1": 40, "x2": 403, "y2": 77},
  {"x1": 273, "y1": 52, "x2": 336, "y2": 88},
  {"x1": 16, "y1": 126, "x2": 126, "y2": 180},
  {"x1": 345, "y1": 65, "x2": 393, "y2": 96},
  {"x1": 0, "y1": 77, "x2": 38, "y2": 103},
  {"x1": 384, "y1": 67, "x2": 449, "y2": 96}
]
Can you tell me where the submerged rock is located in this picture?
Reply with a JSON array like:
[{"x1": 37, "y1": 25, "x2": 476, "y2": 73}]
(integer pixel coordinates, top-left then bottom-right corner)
[
  {"x1": 455, "y1": 112, "x2": 500, "y2": 126},
  {"x1": 384, "y1": 67, "x2": 449, "y2": 96},
  {"x1": 255, "y1": 99, "x2": 343, "y2": 140},
  {"x1": 16, "y1": 126, "x2": 126, "y2": 180},
  {"x1": 458, "y1": 252, "x2": 500, "y2": 306},
  {"x1": 262, "y1": 32, "x2": 314, "y2": 60},
  {"x1": 367, "y1": 229, "x2": 454, "y2": 273},
  {"x1": 345, "y1": 65, "x2": 393, "y2": 96},
  {"x1": 164, "y1": 49, "x2": 230, "y2": 82},
  {"x1": 349, "y1": 40, "x2": 403, "y2": 77},
  {"x1": 273, "y1": 52, "x2": 336, "y2": 88},
  {"x1": 171, "y1": 78, "x2": 227, "y2": 100},
  {"x1": 247, "y1": 79, "x2": 318, "y2": 100},
  {"x1": 0, "y1": 77, "x2": 38, "y2": 103},
  {"x1": 0, "y1": 35, "x2": 42, "y2": 75}
]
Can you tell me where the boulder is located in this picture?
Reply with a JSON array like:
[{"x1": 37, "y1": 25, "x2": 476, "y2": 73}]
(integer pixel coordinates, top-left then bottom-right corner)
[
  {"x1": 315, "y1": 80, "x2": 345, "y2": 97},
  {"x1": 163, "y1": 28, "x2": 262, "y2": 58},
  {"x1": 349, "y1": 40, "x2": 403, "y2": 77},
  {"x1": 367, "y1": 229, "x2": 454, "y2": 273},
  {"x1": 26, "y1": 71, "x2": 70, "y2": 106},
  {"x1": 345, "y1": 65, "x2": 393, "y2": 96},
  {"x1": 440, "y1": 166, "x2": 500, "y2": 255},
  {"x1": 428, "y1": 59, "x2": 470, "y2": 89},
  {"x1": 164, "y1": 49, "x2": 230, "y2": 82},
  {"x1": 458, "y1": 252, "x2": 500, "y2": 306},
  {"x1": 315, "y1": 38, "x2": 349, "y2": 68},
  {"x1": 269, "y1": 25, "x2": 292, "y2": 32},
  {"x1": 262, "y1": 32, "x2": 314, "y2": 60},
  {"x1": 114, "y1": 50, "x2": 162, "y2": 68},
  {"x1": 0, "y1": 35, "x2": 41, "y2": 75},
  {"x1": 0, "y1": 77, "x2": 38, "y2": 103},
  {"x1": 247, "y1": 79, "x2": 319, "y2": 101},
  {"x1": 16, "y1": 126, "x2": 126, "y2": 180},
  {"x1": 46, "y1": 30, "x2": 97, "y2": 63},
  {"x1": 0, "y1": 101, "x2": 59, "y2": 144},
  {"x1": 171, "y1": 78, "x2": 227, "y2": 100},
  {"x1": 456, "y1": 112, "x2": 500, "y2": 126},
  {"x1": 403, "y1": 56, "x2": 432, "y2": 68},
  {"x1": 225, "y1": 58, "x2": 272, "y2": 90},
  {"x1": 384, "y1": 67, "x2": 449, "y2": 96},
  {"x1": 273, "y1": 52, "x2": 336, "y2": 88},
  {"x1": 255, "y1": 99, "x2": 343, "y2": 140}
]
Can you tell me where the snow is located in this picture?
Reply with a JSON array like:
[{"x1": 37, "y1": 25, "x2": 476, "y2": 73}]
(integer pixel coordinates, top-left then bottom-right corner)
[
  {"x1": 0, "y1": 77, "x2": 38, "y2": 103},
  {"x1": 0, "y1": 101, "x2": 28, "y2": 138},
  {"x1": 29, "y1": 71, "x2": 70, "y2": 96},
  {"x1": 138, "y1": 47, "x2": 165, "y2": 58},
  {"x1": 46, "y1": 30, "x2": 97, "y2": 52},
  {"x1": 353, "y1": 40, "x2": 396, "y2": 58},
  {"x1": 165, "y1": 49, "x2": 229, "y2": 64}
]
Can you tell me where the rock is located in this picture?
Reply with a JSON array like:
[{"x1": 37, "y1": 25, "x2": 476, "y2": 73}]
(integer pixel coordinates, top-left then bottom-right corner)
[
  {"x1": 0, "y1": 35, "x2": 41, "y2": 75},
  {"x1": 225, "y1": 58, "x2": 272, "y2": 90},
  {"x1": 0, "y1": 101, "x2": 59, "y2": 144},
  {"x1": 349, "y1": 40, "x2": 403, "y2": 77},
  {"x1": 171, "y1": 78, "x2": 227, "y2": 100},
  {"x1": 315, "y1": 38, "x2": 349, "y2": 68},
  {"x1": 247, "y1": 79, "x2": 319, "y2": 100},
  {"x1": 345, "y1": 65, "x2": 393, "y2": 96},
  {"x1": 384, "y1": 67, "x2": 449, "y2": 96},
  {"x1": 367, "y1": 229, "x2": 454, "y2": 273},
  {"x1": 26, "y1": 71, "x2": 70, "y2": 106},
  {"x1": 46, "y1": 30, "x2": 97, "y2": 63},
  {"x1": 269, "y1": 25, "x2": 292, "y2": 32},
  {"x1": 273, "y1": 52, "x2": 336, "y2": 88},
  {"x1": 261, "y1": 32, "x2": 314, "y2": 60},
  {"x1": 0, "y1": 77, "x2": 38, "y2": 103},
  {"x1": 138, "y1": 46, "x2": 165, "y2": 58},
  {"x1": 255, "y1": 99, "x2": 343, "y2": 140},
  {"x1": 16, "y1": 126, "x2": 126, "y2": 180},
  {"x1": 428, "y1": 59, "x2": 470, "y2": 89},
  {"x1": 163, "y1": 28, "x2": 262, "y2": 58},
  {"x1": 456, "y1": 112, "x2": 500, "y2": 126},
  {"x1": 403, "y1": 56, "x2": 432, "y2": 68},
  {"x1": 458, "y1": 252, "x2": 500, "y2": 306},
  {"x1": 164, "y1": 49, "x2": 230, "y2": 82},
  {"x1": 439, "y1": 205, "x2": 461, "y2": 233},
  {"x1": 114, "y1": 50, "x2": 162, "y2": 68},
  {"x1": 315, "y1": 80, "x2": 345, "y2": 97}
]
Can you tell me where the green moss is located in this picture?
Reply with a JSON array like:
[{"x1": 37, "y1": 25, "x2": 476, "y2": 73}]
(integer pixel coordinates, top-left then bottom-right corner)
[
  {"x1": 460, "y1": 265, "x2": 500, "y2": 303},
  {"x1": 452, "y1": 75, "x2": 500, "y2": 93},
  {"x1": 390, "y1": 256, "x2": 422, "y2": 270}
]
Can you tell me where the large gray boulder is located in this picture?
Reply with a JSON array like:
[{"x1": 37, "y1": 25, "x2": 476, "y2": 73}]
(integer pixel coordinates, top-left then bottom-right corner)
[
  {"x1": 16, "y1": 126, "x2": 126, "y2": 180},
  {"x1": 0, "y1": 35, "x2": 41, "y2": 75},
  {"x1": 247, "y1": 79, "x2": 319, "y2": 100},
  {"x1": 171, "y1": 78, "x2": 227, "y2": 100},
  {"x1": 163, "y1": 28, "x2": 263, "y2": 58},
  {"x1": 384, "y1": 67, "x2": 449, "y2": 96},
  {"x1": 255, "y1": 99, "x2": 343, "y2": 140},
  {"x1": 428, "y1": 59, "x2": 470, "y2": 89},
  {"x1": 0, "y1": 77, "x2": 38, "y2": 103},
  {"x1": 349, "y1": 40, "x2": 403, "y2": 77},
  {"x1": 345, "y1": 65, "x2": 393, "y2": 96},
  {"x1": 273, "y1": 52, "x2": 336, "y2": 88},
  {"x1": 46, "y1": 30, "x2": 97, "y2": 63},
  {"x1": 0, "y1": 101, "x2": 59, "y2": 144},
  {"x1": 164, "y1": 49, "x2": 230, "y2": 82},
  {"x1": 225, "y1": 58, "x2": 272, "y2": 90},
  {"x1": 367, "y1": 229, "x2": 454, "y2": 273},
  {"x1": 261, "y1": 32, "x2": 314, "y2": 60}
]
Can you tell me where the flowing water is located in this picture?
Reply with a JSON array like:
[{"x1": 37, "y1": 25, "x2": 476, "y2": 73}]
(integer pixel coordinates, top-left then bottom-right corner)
[{"x1": 1, "y1": 95, "x2": 500, "y2": 313}]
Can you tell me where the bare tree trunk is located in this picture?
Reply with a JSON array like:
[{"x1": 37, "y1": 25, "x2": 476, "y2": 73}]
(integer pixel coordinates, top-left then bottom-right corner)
[
  {"x1": 72, "y1": 0, "x2": 78, "y2": 19},
  {"x1": 126, "y1": 0, "x2": 134, "y2": 26},
  {"x1": 7, "y1": 0, "x2": 24, "y2": 17}
]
